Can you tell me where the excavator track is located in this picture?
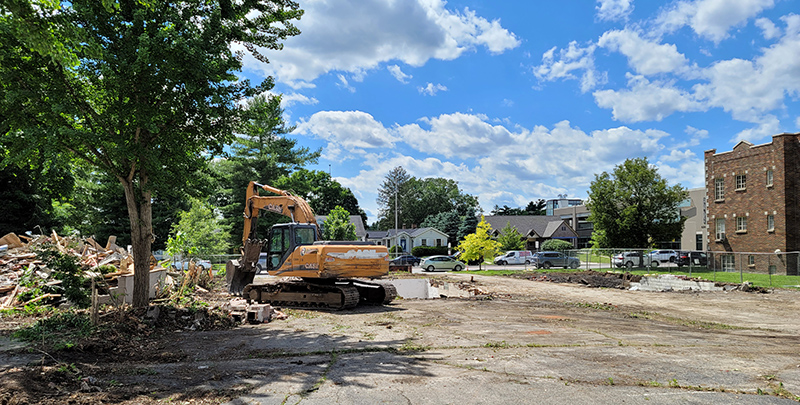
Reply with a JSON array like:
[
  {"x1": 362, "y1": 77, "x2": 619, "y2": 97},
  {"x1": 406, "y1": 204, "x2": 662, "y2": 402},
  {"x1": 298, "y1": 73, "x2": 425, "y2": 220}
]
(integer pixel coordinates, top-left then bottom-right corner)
[
  {"x1": 350, "y1": 280, "x2": 398, "y2": 305},
  {"x1": 243, "y1": 280, "x2": 360, "y2": 310}
]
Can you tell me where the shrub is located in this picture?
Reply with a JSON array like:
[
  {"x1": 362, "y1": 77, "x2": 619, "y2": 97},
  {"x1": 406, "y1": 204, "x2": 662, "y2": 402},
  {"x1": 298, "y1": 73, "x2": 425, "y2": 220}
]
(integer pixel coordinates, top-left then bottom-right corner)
[
  {"x1": 540, "y1": 239, "x2": 573, "y2": 251},
  {"x1": 411, "y1": 246, "x2": 448, "y2": 257}
]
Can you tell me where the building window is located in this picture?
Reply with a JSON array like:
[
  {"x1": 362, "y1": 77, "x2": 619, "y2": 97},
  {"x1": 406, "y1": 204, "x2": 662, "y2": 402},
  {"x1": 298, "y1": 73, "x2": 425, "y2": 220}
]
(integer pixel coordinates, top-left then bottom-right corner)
[
  {"x1": 695, "y1": 234, "x2": 703, "y2": 251},
  {"x1": 748, "y1": 255, "x2": 755, "y2": 267},
  {"x1": 714, "y1": 178, "x2": 724, "y2": 200},
  {"x1": 436, "y1": 239, "x2": 442, "y2": 246},
  {"x1": 421, "y1": 239, "x2": 427, "y2": 246},
  {"x1": 766, "y1": 169, "x2": 773, "y2": 187},
  {"x1": 736, "y1": 216, "x2": 747, "y2": 233},
  {"x1": 722, "y1": 254, "x2": 735, "y2": 271},
  {"x1": 715, "y1": 218, "x2": 726, "y2": 240},
  {"x1": 735, "y1": 174, "x2": 746, "y2": 190},
  {"x1": 768, "y1": 215, "x2": 775, "y2": 231}
]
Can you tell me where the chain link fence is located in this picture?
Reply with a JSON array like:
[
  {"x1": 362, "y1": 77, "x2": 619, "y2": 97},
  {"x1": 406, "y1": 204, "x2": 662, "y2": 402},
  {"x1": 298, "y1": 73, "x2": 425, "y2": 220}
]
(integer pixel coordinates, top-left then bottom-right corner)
[{"x1": 562, "y1": 248, "x2": 800, "y2": 288}]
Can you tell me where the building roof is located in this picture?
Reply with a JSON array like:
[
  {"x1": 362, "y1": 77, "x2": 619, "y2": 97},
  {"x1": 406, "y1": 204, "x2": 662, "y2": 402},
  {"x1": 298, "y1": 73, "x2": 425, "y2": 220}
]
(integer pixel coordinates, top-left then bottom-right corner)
[
  {"x1": 314, "y1": 215, "x2": 367, "y2": 238},
  {"x1": 483, "y1": 215, "x2": 575, "y2": 238},
  {"x1": 382, "y1": 227, "x2": 448, "y2": 238}
]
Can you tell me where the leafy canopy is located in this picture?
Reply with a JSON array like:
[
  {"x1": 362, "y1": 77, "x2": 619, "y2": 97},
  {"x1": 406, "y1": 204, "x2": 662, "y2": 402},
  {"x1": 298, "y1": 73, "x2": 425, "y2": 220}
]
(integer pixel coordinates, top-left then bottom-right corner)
[
  {"x1": 456, "y1": 216, "x2": 500, "y2": 270},
  {"x1": 496, "y1": 221, "x2": 525, "y2": 251},
  {"x1": 587, "y1": 158, "x2": 687, "y2": 248},
  {"x1": 166, "y1": 198, "x2": 231, "y2": 259},
  {"x1": 322, "y1": 206, "x2": 357, "y2": 241}
]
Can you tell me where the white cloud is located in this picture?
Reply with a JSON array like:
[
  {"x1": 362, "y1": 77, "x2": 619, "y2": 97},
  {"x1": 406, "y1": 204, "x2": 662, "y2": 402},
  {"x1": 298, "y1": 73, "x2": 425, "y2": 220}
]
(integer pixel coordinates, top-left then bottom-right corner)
[
  {"x1": 733, "y1": 115, "x2": 781, "y2": 143},
  {"x1": 337, "y1": 75, "x2": 356, "y2": 93},
  {"x1": 675, "y1": 125, "x2": 710, "y2": 147},
  {"x1": 311, "y1": 112, "x2": 676, "y2": 217},
  {"x1": 596, "y1": 0, "x2": 634, "y2": 22},
  {"x1": 395, "y1": 112, "x2": 513, "y2": 158},
  {"x1": 534, "y1": 41, "x2": 604, "y2": 92},
  {"x1": 755, "y1": 17, "x2": 781, "y2": 39},
  {"x1": 242, "y1": 0, "x2": 520, "y2": 88},
  {"x1": 387, "y1": 65, "x2": 412, "y2": 83},
  {"x1": 593, "y1": 74, "x2": 704, "y2": 122},
  {"x1": 418, "y1": 82, "x2": 448, "y2": 96},
  {"x1": 279, "y1": 92, "x2": 319, "y2": 107},
  {"x1": 655, "y1": 0, "x2": 775, "y2": 42},
  {"x1": 796, "y1": 116, "x2": 800, "y2": 129},
  {"x1": 597, "y1": 29, "x2": 689, "y2": 75},
  {"x1": 693, "y1": 17, "x2": 800, "y2": 123},
  {"x1": 655, "y1": 150, "x2": 705, "y2": 188},
  {"x1": 293, "y1": 111, "x2": 396, "y2": 152}
]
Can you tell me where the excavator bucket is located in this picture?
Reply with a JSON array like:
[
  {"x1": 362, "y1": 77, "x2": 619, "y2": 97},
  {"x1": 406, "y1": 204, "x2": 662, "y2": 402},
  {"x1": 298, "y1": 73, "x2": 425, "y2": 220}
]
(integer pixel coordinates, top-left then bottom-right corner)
[{"x1": 226, "y1": 259, "x2": 256, "y2": 295}]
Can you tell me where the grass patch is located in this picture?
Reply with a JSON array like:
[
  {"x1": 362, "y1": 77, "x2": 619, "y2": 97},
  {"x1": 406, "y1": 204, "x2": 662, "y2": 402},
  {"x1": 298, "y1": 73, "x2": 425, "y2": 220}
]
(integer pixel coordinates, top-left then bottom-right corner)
[
  {"x1": 628, "y1": 311, "x2": 745, "y2": 330},
  {"x1": 606, "y1": 268, "x2": 800, "y2": 290},
  {"x1": 12, "y1": 310, "x2": 94, "y2": 350},
  {"x1": 567, "y1": 302, "x2": 616, "y2": 311}
]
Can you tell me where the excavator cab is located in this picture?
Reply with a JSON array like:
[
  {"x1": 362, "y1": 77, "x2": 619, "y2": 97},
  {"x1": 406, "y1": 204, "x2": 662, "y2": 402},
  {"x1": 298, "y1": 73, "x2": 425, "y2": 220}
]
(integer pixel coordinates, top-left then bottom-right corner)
[{"x1": 265, "y1": 223, "x2": 318, "y2": 271}]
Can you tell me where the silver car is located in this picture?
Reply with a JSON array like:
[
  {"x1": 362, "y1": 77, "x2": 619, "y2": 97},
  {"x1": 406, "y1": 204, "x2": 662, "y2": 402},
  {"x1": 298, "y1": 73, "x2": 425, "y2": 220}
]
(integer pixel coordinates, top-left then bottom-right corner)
[{"x1": 421, "y1": 255, "x2": 465, "y2": 272}]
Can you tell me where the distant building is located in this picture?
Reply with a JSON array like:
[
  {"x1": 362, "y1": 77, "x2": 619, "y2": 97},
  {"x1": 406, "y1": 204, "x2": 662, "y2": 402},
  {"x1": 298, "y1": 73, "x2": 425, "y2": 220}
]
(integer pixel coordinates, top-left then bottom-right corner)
[
  {"x1": 553, "y1": 187, "x2": 708, "y2": 250},
  {"x1": 704, "y1": 133, "x2": 800, "y2": 274},
  {"x1": 368, "y1": 228, "x2": 449, "y2": 253},
  {"x1": 545, "y1": 198, "x2": 582, "y2": 216},
  {"x1": 482, "y1": 215, "x2": 578, "y2": 250}
]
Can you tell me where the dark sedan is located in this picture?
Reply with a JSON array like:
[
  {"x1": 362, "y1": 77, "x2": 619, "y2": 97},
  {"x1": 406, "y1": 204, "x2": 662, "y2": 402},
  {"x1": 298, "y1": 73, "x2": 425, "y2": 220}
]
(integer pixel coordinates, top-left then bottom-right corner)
[
  {"x1": 390, "y1": 255, "x2": 421, "y2": 266},
  {"x1": 676, "y1": 251, "x2": 708, "y2": 267}
]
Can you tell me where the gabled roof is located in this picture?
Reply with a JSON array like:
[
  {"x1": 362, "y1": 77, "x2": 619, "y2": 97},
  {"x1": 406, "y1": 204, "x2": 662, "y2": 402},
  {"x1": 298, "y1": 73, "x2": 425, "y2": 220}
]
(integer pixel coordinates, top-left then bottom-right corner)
[
  {"x1": 383, "y1": 227, "x2": 448, "y2": 238},
  {"x1": 483, "y1": 215, "x2": 576, "y2": 238},
  {"x1": 314, "y1": 215, "x2": 367, "y2": 238}
]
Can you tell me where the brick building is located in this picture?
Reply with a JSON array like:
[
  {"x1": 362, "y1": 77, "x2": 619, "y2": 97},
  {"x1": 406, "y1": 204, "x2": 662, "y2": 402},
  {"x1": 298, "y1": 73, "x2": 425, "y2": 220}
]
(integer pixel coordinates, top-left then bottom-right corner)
[{"x1": 704, "y1": 133, "x2": 800, "y2": 274}]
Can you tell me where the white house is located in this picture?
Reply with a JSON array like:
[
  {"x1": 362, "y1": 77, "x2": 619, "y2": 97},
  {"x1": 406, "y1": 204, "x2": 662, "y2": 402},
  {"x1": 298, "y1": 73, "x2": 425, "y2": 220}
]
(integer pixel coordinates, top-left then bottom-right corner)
[{"x1": 367, "y1": 227, "x2": 449, "y2": 253}]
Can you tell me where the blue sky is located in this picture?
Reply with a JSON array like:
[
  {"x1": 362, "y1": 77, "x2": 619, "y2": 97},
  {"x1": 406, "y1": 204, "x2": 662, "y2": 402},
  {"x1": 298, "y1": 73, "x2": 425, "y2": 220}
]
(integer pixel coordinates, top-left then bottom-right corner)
[{"x1": 235, "y1": 0, "x2": 800, "y2": 223}]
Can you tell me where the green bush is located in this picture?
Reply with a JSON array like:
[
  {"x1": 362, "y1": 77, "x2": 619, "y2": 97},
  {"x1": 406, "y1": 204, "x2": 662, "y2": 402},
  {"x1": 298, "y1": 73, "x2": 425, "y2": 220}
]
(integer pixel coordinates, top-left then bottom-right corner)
[
  {"x1": 540, "y1": 239, "x2": 573, "y2": 251},
  {"x1": 411, "y1": 246, "x2": 449, "y2": 257}
]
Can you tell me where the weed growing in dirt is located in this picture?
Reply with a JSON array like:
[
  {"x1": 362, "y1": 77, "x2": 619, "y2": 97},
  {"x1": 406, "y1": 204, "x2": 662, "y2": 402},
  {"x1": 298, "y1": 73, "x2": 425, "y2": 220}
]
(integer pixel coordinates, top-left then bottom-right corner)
[
  {"x1": 12, "y1": 310, "x2": 94, "y2": 350},
  {"x1": 285, "y1": 309, "x2": 320, "y2": 319},
  {"x1": 566, "y1": 302, "x2": 616, "y2": 311},
  {"x1": 484, "y1": 340, "x2": 511, "y2": 349}
]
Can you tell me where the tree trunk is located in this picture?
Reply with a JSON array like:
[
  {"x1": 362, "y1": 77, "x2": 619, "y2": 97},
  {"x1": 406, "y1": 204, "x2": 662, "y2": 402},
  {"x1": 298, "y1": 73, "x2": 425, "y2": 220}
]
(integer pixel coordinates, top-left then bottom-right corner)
[{"x1": 120, "y1": 176, "x2": 154, "y2": 308}]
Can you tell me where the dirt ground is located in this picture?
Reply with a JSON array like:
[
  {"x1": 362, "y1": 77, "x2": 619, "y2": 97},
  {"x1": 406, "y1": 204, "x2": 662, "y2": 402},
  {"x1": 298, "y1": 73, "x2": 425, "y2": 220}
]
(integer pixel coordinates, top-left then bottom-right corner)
[{"x1": 1, "y1": 272, "x2": 799, "y2": 404}]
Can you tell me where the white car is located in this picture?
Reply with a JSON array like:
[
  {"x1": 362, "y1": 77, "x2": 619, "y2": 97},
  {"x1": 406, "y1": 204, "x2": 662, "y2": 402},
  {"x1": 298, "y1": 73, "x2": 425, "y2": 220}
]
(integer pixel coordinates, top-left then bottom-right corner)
[
  {"x1": 648, "y1": 250, "x2": 677, "y2": 264},
  {"x1": 171, "y1": 259, "x2": 212, "y2": 271}
]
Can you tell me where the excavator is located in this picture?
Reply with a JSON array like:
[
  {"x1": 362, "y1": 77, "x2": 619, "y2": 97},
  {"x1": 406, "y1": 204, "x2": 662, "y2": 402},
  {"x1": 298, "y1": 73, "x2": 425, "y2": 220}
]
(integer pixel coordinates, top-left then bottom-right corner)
[{"x1": 225, "y1": 181, "x2": 397, "y2": 309}]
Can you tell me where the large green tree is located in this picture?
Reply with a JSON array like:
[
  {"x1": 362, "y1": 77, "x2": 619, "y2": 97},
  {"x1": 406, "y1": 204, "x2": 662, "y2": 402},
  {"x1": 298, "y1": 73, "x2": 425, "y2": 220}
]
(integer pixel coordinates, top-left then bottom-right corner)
[
  {"x1": 0, "y1": 0, "x2": 303, "y2": 307},
  {"x1": 212, "y1": 94, "x2": 319, "y2": 247},
  {"x1": 376, "y1": 167, "x2": 479, "y2": 230},
  {"x1": 275, "y1": 169, "x2": 366, "y2": 224},
  {"x1": 587, "y1": 158, "x2": 687, "y2": 248}
]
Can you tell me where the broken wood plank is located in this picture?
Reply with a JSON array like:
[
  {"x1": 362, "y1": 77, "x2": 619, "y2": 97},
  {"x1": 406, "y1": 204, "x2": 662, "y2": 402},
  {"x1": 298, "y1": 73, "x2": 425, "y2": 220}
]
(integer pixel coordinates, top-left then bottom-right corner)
[
  {"x1": 105, "y1": 235, "x2": 117, "y2": 250},
  {"x1": 0, "y1": 233, "x2": 24, "y2": 249},
  {"x1": 21, "y1": 293, "x2": 61, "y2": 306}
]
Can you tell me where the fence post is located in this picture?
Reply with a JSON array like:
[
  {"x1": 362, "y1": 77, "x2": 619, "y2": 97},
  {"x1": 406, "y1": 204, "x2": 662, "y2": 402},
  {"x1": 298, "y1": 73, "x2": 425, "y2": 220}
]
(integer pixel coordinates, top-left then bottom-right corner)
[
  {"x1": 739, "y1": 253, "x2": 743, "y2": 284},
  {"x1": 768, "y1": 254, "x2": 772, "y2": 287}
]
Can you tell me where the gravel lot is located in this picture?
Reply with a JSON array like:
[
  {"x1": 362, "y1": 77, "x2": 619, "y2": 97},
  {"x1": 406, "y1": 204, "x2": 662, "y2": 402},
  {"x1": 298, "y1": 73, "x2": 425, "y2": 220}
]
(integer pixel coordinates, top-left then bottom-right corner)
[{"x1": 2, "y1": 273, "x2": 799, "y2": 404}]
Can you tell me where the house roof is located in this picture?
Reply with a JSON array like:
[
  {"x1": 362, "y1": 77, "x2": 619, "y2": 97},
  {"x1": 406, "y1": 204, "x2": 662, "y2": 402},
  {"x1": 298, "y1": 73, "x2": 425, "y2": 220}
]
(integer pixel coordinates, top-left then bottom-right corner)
[
  {"x1": 483, "y1": 215, "x2": 576, "y2": 238},
  {"x1": 383, "y1": 227, "x2": 448, "y2": 238},
  {"x1": 314, "y1": 215, "x2": 367, "y2": 238}
]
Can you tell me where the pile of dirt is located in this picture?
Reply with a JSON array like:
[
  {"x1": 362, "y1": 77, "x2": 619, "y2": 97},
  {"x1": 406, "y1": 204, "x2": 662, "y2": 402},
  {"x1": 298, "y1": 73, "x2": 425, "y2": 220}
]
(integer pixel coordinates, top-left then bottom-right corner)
[{"x1": 508, "y1": 270, "x2": 642, "y2": 289}]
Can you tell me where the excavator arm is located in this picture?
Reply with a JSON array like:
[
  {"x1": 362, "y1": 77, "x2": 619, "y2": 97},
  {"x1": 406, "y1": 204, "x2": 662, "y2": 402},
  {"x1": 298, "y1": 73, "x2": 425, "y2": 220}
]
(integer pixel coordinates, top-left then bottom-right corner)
[{"x1": 241, "y1": 181, "x2": 319, "y2": 244}]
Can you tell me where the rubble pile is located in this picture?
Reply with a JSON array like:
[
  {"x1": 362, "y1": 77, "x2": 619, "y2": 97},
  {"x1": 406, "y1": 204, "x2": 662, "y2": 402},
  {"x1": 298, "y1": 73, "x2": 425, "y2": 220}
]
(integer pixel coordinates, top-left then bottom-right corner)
[{"x1": 0, "y1": 231, "x2": 162, "y2": 308}]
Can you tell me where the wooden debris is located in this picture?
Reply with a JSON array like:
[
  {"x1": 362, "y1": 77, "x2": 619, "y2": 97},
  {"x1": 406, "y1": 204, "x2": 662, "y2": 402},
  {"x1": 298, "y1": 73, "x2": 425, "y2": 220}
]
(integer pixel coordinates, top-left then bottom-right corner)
[
  {"x1": 0, "y1": 233, "x2": 24, "y2": 249},
  {"x1": 0, "y1": 231, "x2": 168, "y2": 308}
]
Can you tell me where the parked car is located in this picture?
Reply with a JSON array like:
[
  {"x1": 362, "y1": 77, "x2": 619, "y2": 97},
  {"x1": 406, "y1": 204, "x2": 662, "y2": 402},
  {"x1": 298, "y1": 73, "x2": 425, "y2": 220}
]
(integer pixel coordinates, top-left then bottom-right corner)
[
  {"x1": 613, "y1": 252, "x2": 653, "y2": 269},
  {"x1": 171, "y1": 259, "x2": 212, "y2": 271},
  {"x1": 391, "y1": 255, "x2": 421, "y2": 266},
  {"x1": 532, "y1": 251, "x2": 581, "y2": 269},
  {"x1": 648, "y1": 249, "x2": 678, "y2": 264},
  {"x1": 421, "y1": 255, "x2": 465, "y2": 272},
  {"x1": 676, "y1": 251, "x2": 708, "y2": 267},
  {"x1": 494, "y1": 250, "x2": 533, "y2": 265}
]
